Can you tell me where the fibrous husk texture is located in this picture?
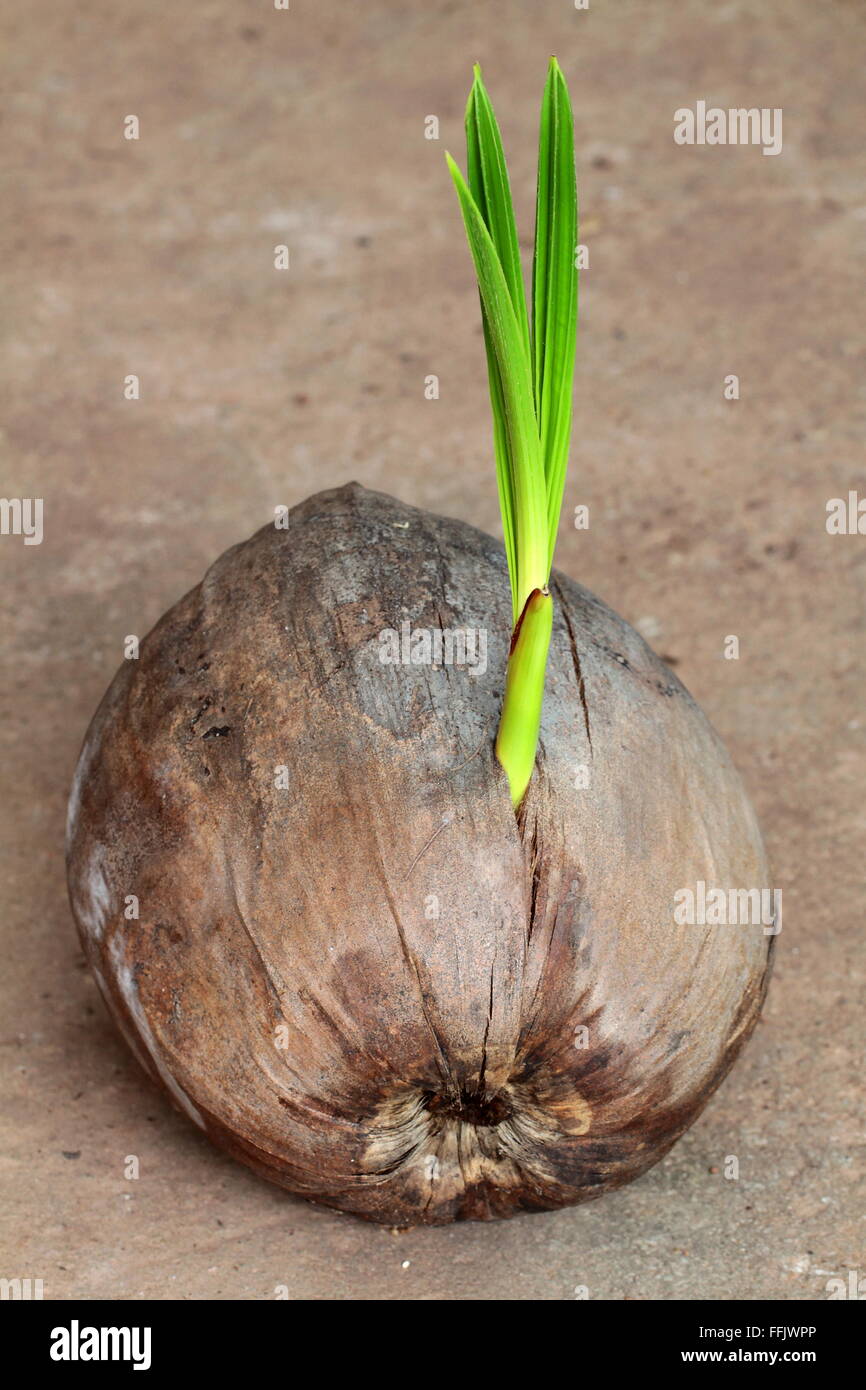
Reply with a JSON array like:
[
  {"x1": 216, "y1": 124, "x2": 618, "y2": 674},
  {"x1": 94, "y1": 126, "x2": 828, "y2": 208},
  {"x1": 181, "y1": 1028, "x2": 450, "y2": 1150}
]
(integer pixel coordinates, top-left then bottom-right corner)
[{"x1": 67, "y1": 483, "x2": 773, "y2": 1224}]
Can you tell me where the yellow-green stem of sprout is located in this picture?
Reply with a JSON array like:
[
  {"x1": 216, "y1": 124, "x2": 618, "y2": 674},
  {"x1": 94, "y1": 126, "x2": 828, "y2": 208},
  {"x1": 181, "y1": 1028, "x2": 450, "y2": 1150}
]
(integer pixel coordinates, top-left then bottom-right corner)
[{"x1": 495, "y1": 588, "x2": 554, "y2": 807}]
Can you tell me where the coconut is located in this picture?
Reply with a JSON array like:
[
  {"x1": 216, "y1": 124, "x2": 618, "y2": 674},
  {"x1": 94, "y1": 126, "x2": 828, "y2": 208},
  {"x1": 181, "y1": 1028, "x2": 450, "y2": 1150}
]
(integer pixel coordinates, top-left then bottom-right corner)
[{"x1": 66, "y1": 483, "x2": 773, "y2": 1225}]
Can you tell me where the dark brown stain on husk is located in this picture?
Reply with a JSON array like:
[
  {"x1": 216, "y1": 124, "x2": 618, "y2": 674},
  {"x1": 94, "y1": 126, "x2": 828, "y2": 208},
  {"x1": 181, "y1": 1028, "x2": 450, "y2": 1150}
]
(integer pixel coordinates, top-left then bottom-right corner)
[{"x1": 66, "y1": 484, "x2": 774, "y2": 1225}]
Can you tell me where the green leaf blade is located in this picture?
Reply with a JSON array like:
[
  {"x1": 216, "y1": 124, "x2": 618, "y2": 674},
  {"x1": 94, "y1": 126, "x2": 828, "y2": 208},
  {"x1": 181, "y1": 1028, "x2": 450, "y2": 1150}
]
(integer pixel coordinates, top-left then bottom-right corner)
[
  {"x1": 446, "y1": 153, "x2": 548, "y2": 615},
  {"x1": 466, "y1": 67, "x2": 531, "y2": 358},
  {"x1": 465, "y1": 66, "x2": 534, "y2": 622},
  {"x1": 532, "y1": 57, "x2": 578, "y2": 573},
  {"x1": 481, "y1": 319, "x2": 518, "y2": 620}
]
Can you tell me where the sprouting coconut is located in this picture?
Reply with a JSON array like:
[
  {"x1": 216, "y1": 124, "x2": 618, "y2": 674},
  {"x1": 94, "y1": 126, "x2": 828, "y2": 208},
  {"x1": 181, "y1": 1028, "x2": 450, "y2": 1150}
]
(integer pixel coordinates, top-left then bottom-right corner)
[{"x1": 67, "y1": 62, "x2": 773, "y2": 1225}]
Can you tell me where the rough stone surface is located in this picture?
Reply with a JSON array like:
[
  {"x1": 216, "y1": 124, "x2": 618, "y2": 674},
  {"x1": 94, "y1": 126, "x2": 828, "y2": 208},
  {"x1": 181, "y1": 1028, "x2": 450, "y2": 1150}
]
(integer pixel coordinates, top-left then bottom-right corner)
[{"x1": 1, "y1": 0, "x2": 862, "y2": 1295}]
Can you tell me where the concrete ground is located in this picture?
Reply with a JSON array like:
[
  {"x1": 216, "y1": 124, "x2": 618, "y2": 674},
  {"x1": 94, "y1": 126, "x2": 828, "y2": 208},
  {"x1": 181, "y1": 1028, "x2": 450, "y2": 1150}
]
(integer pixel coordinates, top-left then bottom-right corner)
[{"x1": 1, "y1": 0, "x2": 863, "y2": 1299}]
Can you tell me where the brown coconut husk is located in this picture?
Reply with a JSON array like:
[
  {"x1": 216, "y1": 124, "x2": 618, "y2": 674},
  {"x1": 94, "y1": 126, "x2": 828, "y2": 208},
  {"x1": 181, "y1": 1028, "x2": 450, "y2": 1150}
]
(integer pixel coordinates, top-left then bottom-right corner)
[{"x1": 66, "y1": 483, "x2": 773, "y2": 1224}]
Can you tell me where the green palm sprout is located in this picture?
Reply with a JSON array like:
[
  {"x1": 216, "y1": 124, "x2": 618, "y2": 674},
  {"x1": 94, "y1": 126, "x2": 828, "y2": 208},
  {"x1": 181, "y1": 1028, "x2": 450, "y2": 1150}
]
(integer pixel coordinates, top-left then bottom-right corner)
[{"x1": 447, "y1": 59, "x2": 578, "y2": 808}]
